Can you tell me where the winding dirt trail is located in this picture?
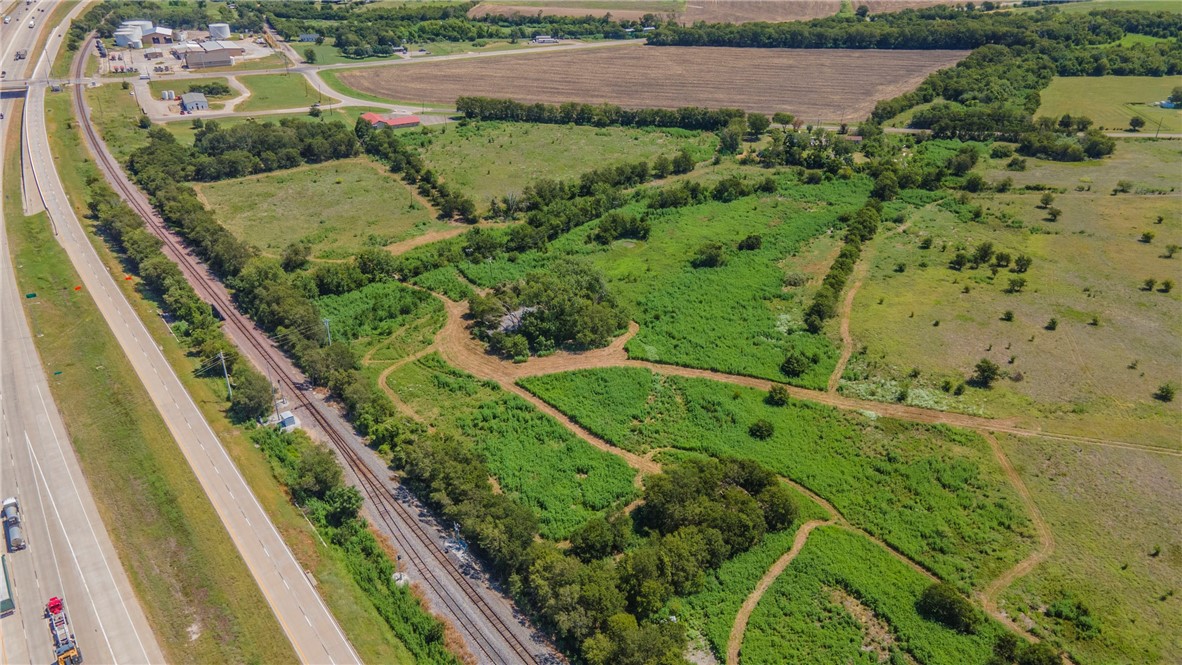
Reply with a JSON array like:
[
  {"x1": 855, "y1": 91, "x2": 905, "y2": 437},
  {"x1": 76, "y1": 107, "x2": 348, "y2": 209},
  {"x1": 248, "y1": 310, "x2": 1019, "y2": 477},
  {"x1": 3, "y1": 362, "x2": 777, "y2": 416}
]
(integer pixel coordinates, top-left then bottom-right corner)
[
  {"x1": 828, "y1": 220, "x2": 911, "y2": 393},
  {"x1": 980, "y1": 432, "x2": 1055, "y2": 639},
  {"x1": 726, "y1": 519, "x2": 831, "y2": 665}
]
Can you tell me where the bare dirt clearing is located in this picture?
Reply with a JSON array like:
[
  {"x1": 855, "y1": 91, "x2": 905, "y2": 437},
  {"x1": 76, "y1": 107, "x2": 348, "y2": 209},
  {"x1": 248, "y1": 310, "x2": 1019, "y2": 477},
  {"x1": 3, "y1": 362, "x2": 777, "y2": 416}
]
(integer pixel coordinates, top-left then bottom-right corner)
[
  {"x1": 680, "y1": 0, "x2": 839, "y2": 23},
  {"x1": 339, "y1": 46, "x2": 968, "y2": 119}
]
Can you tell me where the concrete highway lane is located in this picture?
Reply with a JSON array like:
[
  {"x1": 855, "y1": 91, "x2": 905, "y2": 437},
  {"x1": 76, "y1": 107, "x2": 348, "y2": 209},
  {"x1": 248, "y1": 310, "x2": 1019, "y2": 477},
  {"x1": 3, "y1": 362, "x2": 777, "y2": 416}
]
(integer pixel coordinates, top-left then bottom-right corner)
[
  {"x1": 17, "y1": 15, "x2": 360, "y2": 665},
  {"x1": 1, "y1": 3, "x2": 164, "y2": 663}
]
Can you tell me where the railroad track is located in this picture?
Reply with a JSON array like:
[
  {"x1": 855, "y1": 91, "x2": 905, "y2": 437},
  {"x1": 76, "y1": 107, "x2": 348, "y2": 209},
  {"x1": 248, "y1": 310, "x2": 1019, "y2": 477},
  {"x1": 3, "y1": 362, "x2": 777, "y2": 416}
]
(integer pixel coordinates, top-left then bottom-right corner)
[{"x1": 69, "y1": 37, "x2": 541, "y2": 665}]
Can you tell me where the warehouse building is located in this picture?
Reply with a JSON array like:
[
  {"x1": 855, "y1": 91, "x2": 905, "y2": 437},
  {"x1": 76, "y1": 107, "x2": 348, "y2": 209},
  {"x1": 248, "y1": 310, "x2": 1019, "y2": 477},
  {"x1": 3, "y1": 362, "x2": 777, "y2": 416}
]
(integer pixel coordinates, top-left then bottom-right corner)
[{"x1": 180, "y1": 92, "x2": 209, "y2": 112}]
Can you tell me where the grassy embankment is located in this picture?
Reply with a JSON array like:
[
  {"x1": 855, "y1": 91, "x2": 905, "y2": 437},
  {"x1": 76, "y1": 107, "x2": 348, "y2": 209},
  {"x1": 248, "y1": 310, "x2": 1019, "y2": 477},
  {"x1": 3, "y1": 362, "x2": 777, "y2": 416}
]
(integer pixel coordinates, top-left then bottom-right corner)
[
  {"x1": 43, "y1": 76, "x2": 421, "y2": 663},
  {"x1": 4, "y1": 96, "x2": 298, "y2": 664}
]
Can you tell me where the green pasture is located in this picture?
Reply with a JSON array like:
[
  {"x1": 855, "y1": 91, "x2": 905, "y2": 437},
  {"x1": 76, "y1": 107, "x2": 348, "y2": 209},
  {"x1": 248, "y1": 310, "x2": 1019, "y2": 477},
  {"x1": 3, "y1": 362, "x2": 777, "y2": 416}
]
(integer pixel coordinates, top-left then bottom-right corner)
[{"x1": 1037, "y1": 76, "x2": 1182, "y2": 133}]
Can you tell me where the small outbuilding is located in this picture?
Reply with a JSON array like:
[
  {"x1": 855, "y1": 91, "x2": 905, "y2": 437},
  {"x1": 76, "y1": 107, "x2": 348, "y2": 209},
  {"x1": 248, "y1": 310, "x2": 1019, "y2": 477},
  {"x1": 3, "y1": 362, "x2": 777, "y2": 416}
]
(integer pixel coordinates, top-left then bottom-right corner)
[
  {"x1": 360, "y1": 112, "x2": 421, "y2": 129},
  {"x1": 180, "y1": 92, "x2": 209, "y2": 112},
  {"x1": 143, "y1": 48, "x2": 164, "y2": 60}
]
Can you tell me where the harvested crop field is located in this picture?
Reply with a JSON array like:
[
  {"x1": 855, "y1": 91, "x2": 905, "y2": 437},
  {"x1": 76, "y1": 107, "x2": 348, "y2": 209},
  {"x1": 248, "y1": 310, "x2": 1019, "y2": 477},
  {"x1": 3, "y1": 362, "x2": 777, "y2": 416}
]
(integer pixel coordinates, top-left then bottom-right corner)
[
  {"x1": 339, "y1": 45, "x2": 968, "y2": 120},
  {"x1": 680, "y1": 0, "x2": 839, "y2": 23}
]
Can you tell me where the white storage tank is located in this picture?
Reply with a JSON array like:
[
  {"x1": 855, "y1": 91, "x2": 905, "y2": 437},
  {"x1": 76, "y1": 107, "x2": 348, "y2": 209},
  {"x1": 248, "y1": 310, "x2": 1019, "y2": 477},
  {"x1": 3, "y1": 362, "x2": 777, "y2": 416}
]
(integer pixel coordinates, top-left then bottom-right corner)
[
  {"x1": 114, "y1": 26, "x2": 142, "y2": 47},
  {"x1": 126, "y1": 20, "x2": 154, "y2": 32},
  {"x1": 208, "y1": 23, "x2": 231, "y2": 40},
  {"x1": 129, "y1": 39, "x2": 143, "y2": 49}
]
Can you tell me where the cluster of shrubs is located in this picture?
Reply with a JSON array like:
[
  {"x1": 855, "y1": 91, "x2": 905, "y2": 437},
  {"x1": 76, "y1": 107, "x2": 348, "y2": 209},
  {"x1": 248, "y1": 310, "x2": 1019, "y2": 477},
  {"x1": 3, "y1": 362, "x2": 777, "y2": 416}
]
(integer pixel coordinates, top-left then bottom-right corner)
[
  {"x1": 187, "y1": 81, "x2": 232, "y2": 97},
  {"x1": 469, "y1": 260, "x2": 628, "y2": 359}
]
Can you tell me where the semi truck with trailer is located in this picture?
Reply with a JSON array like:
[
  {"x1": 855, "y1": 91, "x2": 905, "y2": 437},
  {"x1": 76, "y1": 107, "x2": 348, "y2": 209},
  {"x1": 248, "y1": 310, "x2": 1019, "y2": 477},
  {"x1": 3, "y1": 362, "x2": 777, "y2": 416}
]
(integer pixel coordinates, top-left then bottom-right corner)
[
  {"x1": 3, "y1": 497, "x2": 24, "y2": 551},
  {"x1": 46, "y1": 597, "x2": 83, "y2": 665}
]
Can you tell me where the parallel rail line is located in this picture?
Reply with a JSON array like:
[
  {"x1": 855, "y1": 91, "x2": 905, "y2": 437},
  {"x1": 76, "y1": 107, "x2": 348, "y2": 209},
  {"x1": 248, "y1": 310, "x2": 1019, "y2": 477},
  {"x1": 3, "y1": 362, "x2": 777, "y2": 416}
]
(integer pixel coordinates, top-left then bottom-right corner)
[{"x1": 69, "y1": 37, "x2": 540, "y2": 665}]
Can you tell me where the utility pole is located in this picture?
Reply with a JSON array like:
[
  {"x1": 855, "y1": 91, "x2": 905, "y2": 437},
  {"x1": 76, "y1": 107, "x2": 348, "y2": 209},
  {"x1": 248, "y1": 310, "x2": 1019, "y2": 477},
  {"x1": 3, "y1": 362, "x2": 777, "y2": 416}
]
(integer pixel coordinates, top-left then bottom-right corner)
[
  {"x1": 219, "y1": 351, "x2": 232, "y2": 399},
  {"x1": 323, "y1": 318, "x2": 332, "y2": 344}
]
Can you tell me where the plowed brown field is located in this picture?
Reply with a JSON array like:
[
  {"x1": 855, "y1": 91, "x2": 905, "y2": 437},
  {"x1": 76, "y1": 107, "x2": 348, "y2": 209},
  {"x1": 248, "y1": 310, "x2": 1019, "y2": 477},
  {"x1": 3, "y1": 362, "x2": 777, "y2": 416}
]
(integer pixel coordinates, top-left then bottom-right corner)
[
  {"x1": 339, "y1": 45, "x2": 967, "y2": 120},
  {"x1": 680, "y1": 0, "x2": 840, "y2": 23}
]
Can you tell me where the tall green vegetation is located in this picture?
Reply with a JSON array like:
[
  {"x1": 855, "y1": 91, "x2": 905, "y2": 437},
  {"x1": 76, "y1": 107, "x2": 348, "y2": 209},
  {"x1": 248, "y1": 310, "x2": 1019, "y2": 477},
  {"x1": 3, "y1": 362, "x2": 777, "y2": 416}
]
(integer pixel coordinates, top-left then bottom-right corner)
[{"x1": 520, "y1": 367, "x2": 1034, "y2": 587}]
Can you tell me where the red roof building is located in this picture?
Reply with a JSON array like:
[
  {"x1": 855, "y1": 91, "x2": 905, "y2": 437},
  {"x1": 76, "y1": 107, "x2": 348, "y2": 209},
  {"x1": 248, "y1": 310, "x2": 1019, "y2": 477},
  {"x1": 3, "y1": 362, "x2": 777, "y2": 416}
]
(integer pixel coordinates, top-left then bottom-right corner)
[{"x1": 360, "y1": 112, "x2": 421, "y2": 129}]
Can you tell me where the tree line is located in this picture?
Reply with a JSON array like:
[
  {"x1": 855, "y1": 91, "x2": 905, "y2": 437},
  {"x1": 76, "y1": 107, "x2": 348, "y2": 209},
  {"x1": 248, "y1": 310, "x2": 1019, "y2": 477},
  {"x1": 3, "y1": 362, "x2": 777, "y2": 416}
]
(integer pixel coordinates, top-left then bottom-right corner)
[
  {"x1": 456, "y1": 97, "x2": 746, "y2": 132},
  {"x1": 261, "y1": 0, "x2": 651, "y2": 58},
  {"x1": 355, "y1": 120, "x2": 479, "y2": 223},
  {"x1": 128, "y1": 119, "x2": 358, "y2": 184}
]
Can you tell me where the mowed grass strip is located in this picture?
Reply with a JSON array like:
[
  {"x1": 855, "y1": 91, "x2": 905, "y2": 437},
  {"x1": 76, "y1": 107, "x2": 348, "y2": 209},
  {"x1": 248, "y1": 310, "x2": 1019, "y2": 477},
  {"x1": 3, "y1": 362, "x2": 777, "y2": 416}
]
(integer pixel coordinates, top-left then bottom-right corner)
[
  {"x1": 238, "y1": 73, "x2": 340, "y2": 112},
  {"x1": 337, "y1": 45, "x2": 969, "y2": 119},
  {"x1": 43, "y1": 91, "x2": 421, "y2": 663},
  {"x1": 1037, "y1": 76, "x2": 1182, "y2": 133},
  {"x1": 4, "y1": 101, "x2": 296, "y2": 664},
  {"x1": 195, "y1": 157, "x2": 448, "y2": 259}
]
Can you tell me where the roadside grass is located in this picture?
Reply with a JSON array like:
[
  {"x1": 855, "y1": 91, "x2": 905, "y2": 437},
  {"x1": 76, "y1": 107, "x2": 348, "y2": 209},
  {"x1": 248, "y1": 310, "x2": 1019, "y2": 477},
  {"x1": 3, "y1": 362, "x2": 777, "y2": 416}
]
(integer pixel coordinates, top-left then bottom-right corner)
[
  {"x1": 300, "y1": 37, "x2": 403, "y2": 66},
  {"x1": 194, "y1": 157, "x2": 449, "y2": 259},
  {"x1": 148, "y1": 76, "x2": 233, "y2": 102},
  {"x1": 411, "y1": 120, "x2": 718, "y2": 208},
  {"x1": 42, "y1": 90, "x2": 421, "y2": 664},
  {"x1": 1037, "y1": 76, "x2": 1182, "y2": 133},
  {"x1": 84, "y1": 82, "x2": 151, "y2": 161},
  {"x1": 844, "y1": 144, "x2": 1181, "y2": 450},
  {"x1": 519, "y1": 367, "x2": 1036, "y2": 589},
  {"x1": 673, "y1": 496, "x2": 831, "y2": 659},
  {"x1": 381, "y1": 353, "x2": 639, "y2": 540},
  {"x1": 161, "y1": 106, "x2": 389, "y2": 144},
  {"x1": 459, "y1": 175, "x2": 865, "y2": 388},
  {"x1": 6, "y1": 98, "x2": 296, "y2": 664},
  {"x1": 238, "y1": 73, "x2": 340, "y2": 112},
  {"x1": 998, "y1": 435, "x2": 1182, "y2": 665},
  {"x1": 743, "y1": 526, "x2": 1011, "y2": 665}
]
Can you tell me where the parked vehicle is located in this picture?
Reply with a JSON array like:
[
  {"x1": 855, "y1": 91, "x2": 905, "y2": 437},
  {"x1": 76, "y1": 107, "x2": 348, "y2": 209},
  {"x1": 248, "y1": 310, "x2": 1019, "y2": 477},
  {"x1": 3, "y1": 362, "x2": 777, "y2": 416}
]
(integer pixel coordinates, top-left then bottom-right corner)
[
  {"x1": 3, "y1": 498, "x2": 24, "y2": 552},
  {"x1": 45, "y1": 597, "x2": 83, "y2": 665}
]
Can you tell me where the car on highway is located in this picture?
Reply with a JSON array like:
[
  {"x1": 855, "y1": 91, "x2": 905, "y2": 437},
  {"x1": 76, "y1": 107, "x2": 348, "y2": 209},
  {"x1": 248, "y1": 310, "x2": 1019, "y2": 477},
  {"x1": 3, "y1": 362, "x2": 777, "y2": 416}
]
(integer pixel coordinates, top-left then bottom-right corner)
[{"x1": 3, "y1": 15, "x2": 10, "y2": 24}]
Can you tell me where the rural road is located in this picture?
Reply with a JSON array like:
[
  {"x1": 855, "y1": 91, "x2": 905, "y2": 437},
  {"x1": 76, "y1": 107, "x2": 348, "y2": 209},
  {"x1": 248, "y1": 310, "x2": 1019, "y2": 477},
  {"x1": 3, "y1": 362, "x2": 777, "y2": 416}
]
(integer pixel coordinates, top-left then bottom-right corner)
[
  {"x1": 19, "y1": 24, "x2": 361, "y2": 665},
  {"x1": 0, "y1": 3, "x2": 163, "y2": 664}
]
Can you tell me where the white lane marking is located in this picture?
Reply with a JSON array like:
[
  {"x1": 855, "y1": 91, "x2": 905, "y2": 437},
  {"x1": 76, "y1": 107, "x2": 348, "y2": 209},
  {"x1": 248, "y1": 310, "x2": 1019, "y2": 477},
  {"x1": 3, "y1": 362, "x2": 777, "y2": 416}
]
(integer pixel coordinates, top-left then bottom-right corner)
[{"x1": 25, "y1": 431, "x2": 118, "y2": 664}]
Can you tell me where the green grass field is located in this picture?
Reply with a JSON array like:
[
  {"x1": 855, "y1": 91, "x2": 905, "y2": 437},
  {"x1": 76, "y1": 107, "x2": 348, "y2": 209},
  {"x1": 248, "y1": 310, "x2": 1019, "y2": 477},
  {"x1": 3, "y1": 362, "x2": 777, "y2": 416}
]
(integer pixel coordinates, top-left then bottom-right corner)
[
  {"x1": 743, "y1": 527, "x2": 1011, "y2": 665},
  {"x1": 1037, "y1": 76, "x2": 1182, "y2": 133},
  {"x1": 42, "y1": 87, "x2": 427, "y2": 664},
  {"x1": 413, "y1": 121, "x2": 717, "y2": 208},
  {"x1": 195, "y1": 158, "x2": 449, "y2": 259},
  {"x1": 237, "y1": 73, "x2": 339, "y2": 112},
  {"x1": 1047, "y1": 0, "x2": 1182, "y2": 12},
  {"x1": 845, "y1": 141, "x2": 1182, "y2": 450},
  {"x1": 520, "y1": 367, "x2": 1036, "y2": 588},
  {"x1": 383, "y1": 353, "x2": 638, "y2": 539},
  {"x1": 674, "y1": 498, "x2": 831, "y2": 659},
  {"x1": 8, "y1": 97, "x2": 298, "y2": 664},
  {"x1": 998, "y1": 436, "x2": 1182, "y2": 665},
  {"x1": 85, "y1": 83, "x2": 151, "y2": 161}
]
